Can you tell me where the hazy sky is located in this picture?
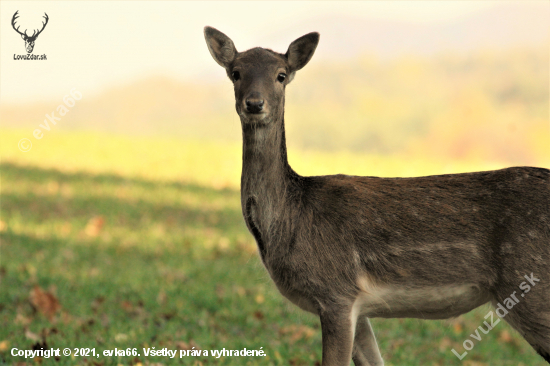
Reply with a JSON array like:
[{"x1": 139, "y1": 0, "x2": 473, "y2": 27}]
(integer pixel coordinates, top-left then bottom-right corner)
[{"x1": 0, "y1": 1, "x2": 545, "y2": 104}]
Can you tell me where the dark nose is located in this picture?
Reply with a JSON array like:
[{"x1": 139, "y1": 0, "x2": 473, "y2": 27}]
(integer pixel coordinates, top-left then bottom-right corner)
[{"x1": 245, "y1": 98, "x2": 264, "y2": 114}]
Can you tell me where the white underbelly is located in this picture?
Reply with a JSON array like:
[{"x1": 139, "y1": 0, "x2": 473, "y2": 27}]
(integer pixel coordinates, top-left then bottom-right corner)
[{"x1": 354, "y1": 276, "x2": 491, "y2": 320}]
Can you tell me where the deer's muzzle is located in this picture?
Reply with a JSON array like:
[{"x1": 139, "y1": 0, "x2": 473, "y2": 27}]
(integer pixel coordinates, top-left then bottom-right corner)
[
  {"x1": 244, "y1": 91, "x2": 265, "y2": 115},
  {"x1": 245, "y1": 98, "x2": 264, "y2": 114}
]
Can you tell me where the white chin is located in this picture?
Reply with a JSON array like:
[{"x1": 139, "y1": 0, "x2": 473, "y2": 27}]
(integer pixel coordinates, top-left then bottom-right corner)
[{"x1": 242, "y1": 112, "x2": 267, "y2": 122}]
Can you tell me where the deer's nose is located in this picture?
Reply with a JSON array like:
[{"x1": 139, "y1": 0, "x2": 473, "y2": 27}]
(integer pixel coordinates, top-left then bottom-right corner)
[{"x1": 245, "y1": 98, "x2": 264, "y2": 114}]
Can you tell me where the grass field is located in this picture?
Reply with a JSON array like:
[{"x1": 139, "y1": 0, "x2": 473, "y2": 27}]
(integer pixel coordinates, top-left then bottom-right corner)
[{"x1": 0, "y1": 128, "x2": 547, "y2": 365}]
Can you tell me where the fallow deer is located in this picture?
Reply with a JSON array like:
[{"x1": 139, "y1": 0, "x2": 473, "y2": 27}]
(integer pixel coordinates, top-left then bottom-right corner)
[{"x1": 204, "y1": 26, "x2": 550, "y2": 366}]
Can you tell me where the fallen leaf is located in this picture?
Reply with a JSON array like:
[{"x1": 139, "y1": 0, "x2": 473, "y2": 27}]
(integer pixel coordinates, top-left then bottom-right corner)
[
  {"x1": 29, "y1": 286, "x2": 60, "y2": 321},
  {"x1": 115, "y1": 333, "x2": 128, "y2": 343},
  {"x1": 120, "y1": 300, "x2": 146, "y2": 317},
  {"x1": 176, "y1": 341, "x2": 189, "y2": 350},
  {"x1": 85, "y1": 216, "x2": 105, "y2": 237},
  {"x1": 15, "y1": 313, "x2": 32, "y2": 326},
  {"x1": 452, "y1": 320, "x2": 463, "y2": 333},
  {"x1": 253, "y1": 311, "x2": 264, "y2": 320},
  {"x1": 255, "y1": 294, "x2": 264, "y2": 304},
  {"x1": 176, "y1": 340, "x2": 200, "y2": 351},
  {"x1": 390, "y1": 339, "x2": 406, "y2": 350},
  {"x1": 25, "y1": 330, "x2": 41, "y2": 342},
  {"x1": 438, "y1": 336, "x2": 452, "y2": 351},
  {"x1": 499, "y1": 330, "x2": 513, "y2": 343},
  {"x1": 0, "y1": 340, "x2": 9, "y2": 352},
  {"x1": 120, "y1": 301, "x2": 133, "y2": 312}
]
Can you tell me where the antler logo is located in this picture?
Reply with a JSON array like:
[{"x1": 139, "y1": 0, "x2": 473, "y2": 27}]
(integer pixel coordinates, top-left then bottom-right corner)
[{"x1": 12, "y1": 10, "x2": 49, "y2": 54}]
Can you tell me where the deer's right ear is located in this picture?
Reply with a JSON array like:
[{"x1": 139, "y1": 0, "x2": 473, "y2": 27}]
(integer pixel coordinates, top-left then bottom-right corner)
[{"x1": 204, "y1": 26, "x2": 237, "y2": 69}]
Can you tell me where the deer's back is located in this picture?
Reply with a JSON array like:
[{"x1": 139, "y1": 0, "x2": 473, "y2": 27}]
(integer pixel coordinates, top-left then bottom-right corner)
[{"x1": 276, "y1": 166, "x2": 550, "y2": 294}]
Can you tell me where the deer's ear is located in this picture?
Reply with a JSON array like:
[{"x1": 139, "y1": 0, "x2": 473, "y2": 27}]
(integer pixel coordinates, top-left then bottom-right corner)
[
  {"x1": 204, "y1": 26, "x2": 237, "y2": 69},
  {"x1": 21, "y1": 34, "x2": 26, "y2": 40},
  {"x1": 285, "y1": 32, "x2": 319, "y2": 72}
]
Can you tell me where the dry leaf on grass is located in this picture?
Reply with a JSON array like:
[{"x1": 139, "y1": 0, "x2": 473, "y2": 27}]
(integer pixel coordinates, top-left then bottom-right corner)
[
  {"x1": 15, "y1": 313, "x2": 32, "y2": 326},
  {"x1": 176, "y1": 341, "x2": 189, "y2": 350},
  {"x1": 25, "y1": 330, "x2": 41, "y2": 342},
  {"x1": 29, "y1": 286, "x2": 61, "y2": 321},
  {"x1": 176, "y1": 340, "x2": 200, "y2": 350},
  {"x1": 120, "y1": 300, "x2": 146, "y2": 317},
  {"x1": 499, "y1": 329, "x2": 513, "y2": 343},
  {"x1": 120, "y1": 301, "x2": 134, "y2": 312},
  {"x1": 452, "y1": 320, "x2": 464, "y2": 333},
  {"x1": 389, "y1": 339, "x2": 406, "y2": 350},
  {"x1": 438, "y1": 336, "x2": 452, "y2": 351},
  {"x1": 0, "y1": 340, "x2": 9, "y2": 352},
  {"x1": 85, "y1": 216, "x2": 105, "y2": 237}
]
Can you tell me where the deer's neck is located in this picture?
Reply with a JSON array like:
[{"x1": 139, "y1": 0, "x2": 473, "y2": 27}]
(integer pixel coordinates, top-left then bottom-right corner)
[
  {"x1": 240, "y1": 113, "x2": 297, "y2": 244},
  {"x1": 241, "y1": 117, "x2": 294, "y2": 198}
]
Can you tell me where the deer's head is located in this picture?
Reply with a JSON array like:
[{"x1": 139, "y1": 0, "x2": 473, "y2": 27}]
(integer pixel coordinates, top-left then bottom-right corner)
[
  {"x1": 204, "y1": 27, "x2": 319, "y2": 126},
  {"x1": 12, "y1": 11, "x2": 49, "y2": 54}
]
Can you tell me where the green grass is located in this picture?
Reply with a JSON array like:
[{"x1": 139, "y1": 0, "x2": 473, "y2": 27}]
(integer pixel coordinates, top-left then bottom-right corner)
[{"x1": 0, "y1": 129, "x2": 547, "y2": 365}]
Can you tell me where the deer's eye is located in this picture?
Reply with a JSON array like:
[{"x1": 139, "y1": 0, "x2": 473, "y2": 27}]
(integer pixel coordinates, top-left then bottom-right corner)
[
  {"x1": 231, "y1": 71, "x2": 240, "y2": 81},
  {"x1": 277, "y1": 73, "x2": 286, "y2": 83}
]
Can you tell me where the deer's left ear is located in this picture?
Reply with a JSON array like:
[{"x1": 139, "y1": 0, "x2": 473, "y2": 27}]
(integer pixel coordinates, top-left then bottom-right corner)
[
  {"x1": 204, "y1": 26, "x2": 237, "y2": 69},
  {"x1": 21, "y1": 34, "x2": 26, "y2": 40},
  {"x1": 285, "y1": 32, "x2": 319, "y2": 73}
]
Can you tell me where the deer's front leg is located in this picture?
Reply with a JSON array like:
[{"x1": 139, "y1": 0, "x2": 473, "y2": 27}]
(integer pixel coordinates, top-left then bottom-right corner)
[
  {"x1": 352, "y1": 316, "x2": 384, "y2": 366},
  {"x1": 320, "y1": 307, "x2": 355, "y2": 366}
]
